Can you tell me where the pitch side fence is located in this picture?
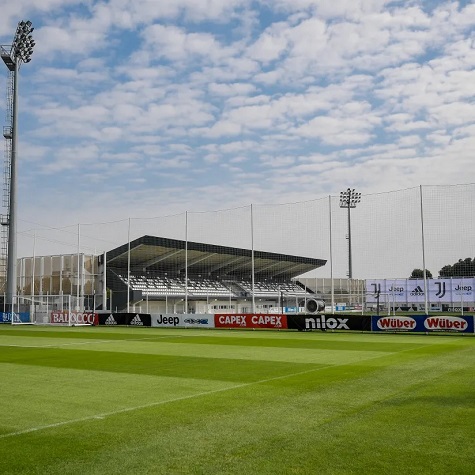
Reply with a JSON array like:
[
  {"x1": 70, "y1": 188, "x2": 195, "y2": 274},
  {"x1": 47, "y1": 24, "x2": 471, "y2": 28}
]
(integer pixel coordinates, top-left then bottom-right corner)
[
  {"x1": 2, "y1": 309, "x2": 473, "y2": 334},
  {"x1": 3, "y1": 183, "x2": 474, "y2": 314}
]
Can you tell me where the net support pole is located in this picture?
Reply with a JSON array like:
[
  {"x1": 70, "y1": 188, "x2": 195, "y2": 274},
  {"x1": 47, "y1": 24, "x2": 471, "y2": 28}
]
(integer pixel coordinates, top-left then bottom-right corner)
[
  {"x1": 102, "y1": 251, "x2": 107, "y2": 311},
  {"x1": 77, "y1": 224, "x2": 80, "y2": 311},
  {"x1": 185, "y1": 211, "x2": 188, "y2": 314},
  {"x1": 419, "y1": 186, "x2": 429, "y2": 315},
  {"x1": 250, "y1": 204, "x2": 255, "y2": 313},
  {"x1": 127, "y1": 218, "x2": 131, "y2": 313},
  {"x1": 329, "y1": 196, "x2": 334, "y2": 314}
]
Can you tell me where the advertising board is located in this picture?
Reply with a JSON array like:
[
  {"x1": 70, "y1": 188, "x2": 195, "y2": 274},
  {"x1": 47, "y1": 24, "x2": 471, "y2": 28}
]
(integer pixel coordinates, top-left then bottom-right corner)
[
  {"x1": 50, "y1": 311, "x2": 98, "y2": 325},
  {"x1": 97, "y1": 313, "x2": 151, "y2": 326},
  {"x1": 287, "y1": 315, "x2": 370, "y2": 331},
  {"x1": 0, "y1": 312, "x2": 30, "y2": 323},
  {"x1": 214, "y1": 314, "x2": 287, "y2": 329},
  {"x1": 371, "y1": 315, "x2": 474, "y2": 333},
  {"x1": 151, "y1": 314, "x2": 215, "y2": 328},
  {"x1": 366, "y1": 278, "x2": 475, "y2": 304}
]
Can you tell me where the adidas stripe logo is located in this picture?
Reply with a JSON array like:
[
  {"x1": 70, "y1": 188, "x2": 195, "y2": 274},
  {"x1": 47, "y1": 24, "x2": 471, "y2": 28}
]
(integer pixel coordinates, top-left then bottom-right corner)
[
  {"x1": 130, "y1": 315, "x2": 143, "y2": 326},
  {"x1": 410, "y1": 286, "x2": 424, "y2": 296},
  {"x1": 105, "y1": 315, "x2": 117, "y2": 325}
]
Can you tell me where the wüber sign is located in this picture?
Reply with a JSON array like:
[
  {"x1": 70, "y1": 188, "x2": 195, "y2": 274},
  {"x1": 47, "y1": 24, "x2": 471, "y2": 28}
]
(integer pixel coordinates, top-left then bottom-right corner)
[
  {"x1": 424, "y1": 316, "x2": 470, "y2": 332},
  {"x1": 372, "y1": 315, "x2": 474, "y2": 333},
  {"x1": 374, "y1": 316, "x2": 417, "y2": 331},
  {"x1": 50, "y1": 311, "x2": 97, "y2": 325},
  {"x1": 214, "y1": 314, "x2": 287, "y2": 329}
]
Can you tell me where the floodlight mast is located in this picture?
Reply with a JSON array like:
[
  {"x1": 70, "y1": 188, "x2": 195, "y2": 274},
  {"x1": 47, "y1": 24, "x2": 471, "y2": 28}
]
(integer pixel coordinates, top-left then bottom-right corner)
[
  {"x1": 339, "y1": 188, "x2": 361, "y2": 279},
  {"x1": 1, "y1": 21, "x2": 35, "y2": 313}
]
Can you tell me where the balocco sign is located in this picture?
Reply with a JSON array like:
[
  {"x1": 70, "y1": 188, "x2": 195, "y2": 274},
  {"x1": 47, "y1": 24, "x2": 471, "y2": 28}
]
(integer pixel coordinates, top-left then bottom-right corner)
[{"x1": 50, "y1": 311, "x2": 97, "y2": 325}]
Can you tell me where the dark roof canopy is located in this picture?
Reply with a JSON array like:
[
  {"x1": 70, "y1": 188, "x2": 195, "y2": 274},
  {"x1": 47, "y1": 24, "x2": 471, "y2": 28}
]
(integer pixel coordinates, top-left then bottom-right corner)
[{"x1": 106, "y1": 235, "x2": 326, "y2": 281}]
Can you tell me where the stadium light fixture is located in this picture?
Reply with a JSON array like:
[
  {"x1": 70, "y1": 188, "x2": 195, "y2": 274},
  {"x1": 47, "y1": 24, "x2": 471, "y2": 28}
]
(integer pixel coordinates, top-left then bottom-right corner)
[
  {"x1": 1, "y1": 20, "x2": 35, "y2": 312},
  {"x1": 339, "y1": 188, "x2": 361, "y2": 280}
]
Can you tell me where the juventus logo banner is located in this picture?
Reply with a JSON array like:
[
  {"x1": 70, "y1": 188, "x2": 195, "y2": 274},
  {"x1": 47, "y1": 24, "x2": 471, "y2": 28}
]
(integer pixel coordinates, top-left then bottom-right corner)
[{"x1": 366, "y1": 278, "x2": 475, "y2": 304}]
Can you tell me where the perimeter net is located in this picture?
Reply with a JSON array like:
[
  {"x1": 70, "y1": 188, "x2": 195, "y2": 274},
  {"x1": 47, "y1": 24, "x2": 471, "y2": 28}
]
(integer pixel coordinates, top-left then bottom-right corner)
[{"x1": 11, "y1": 295, "x2": 95, "y2": 326}]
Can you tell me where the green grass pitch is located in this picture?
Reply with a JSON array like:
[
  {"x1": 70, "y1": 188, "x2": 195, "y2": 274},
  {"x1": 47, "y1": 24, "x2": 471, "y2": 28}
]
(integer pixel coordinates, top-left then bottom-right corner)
[{"x1": 0, "y1": 326, "x2": 474, "y2": 474}]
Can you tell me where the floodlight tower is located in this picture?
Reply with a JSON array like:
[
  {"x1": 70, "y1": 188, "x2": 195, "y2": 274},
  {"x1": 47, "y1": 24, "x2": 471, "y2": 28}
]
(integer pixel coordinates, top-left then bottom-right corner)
[
  {"x1": 1, "y1": 21, "x2": 35, "y2": 311},
  {"x1": 339, "y1": 188, "x2": 361, "y2": 279}
]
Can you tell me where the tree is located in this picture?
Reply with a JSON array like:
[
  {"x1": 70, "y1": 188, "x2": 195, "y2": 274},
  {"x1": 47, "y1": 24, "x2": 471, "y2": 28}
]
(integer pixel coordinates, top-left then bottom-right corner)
[
  {"x1": 439, "y1": 258, "x2": 475, "y2": 277},
  {"x1": 410, "y1": 268, "x2": 432, "y2": 279}
]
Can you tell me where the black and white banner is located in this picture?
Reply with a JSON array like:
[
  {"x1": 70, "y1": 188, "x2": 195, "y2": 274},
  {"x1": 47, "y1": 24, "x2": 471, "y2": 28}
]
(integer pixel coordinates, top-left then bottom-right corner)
[
  {"x1": 97, "y1": 313, "x2": 151, "y2": 326},
  {"x1": 287, "y1": 314, "x2": 371, "y2": 332}
]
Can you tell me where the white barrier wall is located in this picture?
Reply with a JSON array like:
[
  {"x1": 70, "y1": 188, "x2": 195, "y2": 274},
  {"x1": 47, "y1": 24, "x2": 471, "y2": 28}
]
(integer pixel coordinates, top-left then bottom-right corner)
[{"x1": 151, "y1": 314, "x2": 215, "y2": 328}]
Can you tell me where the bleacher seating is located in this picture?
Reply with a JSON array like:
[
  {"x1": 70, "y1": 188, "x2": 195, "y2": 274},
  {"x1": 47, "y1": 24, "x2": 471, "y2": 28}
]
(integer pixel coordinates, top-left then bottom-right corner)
[
  {"x1": 116, "y1": 273, "x2": 233, "y2": 297},
  {"x1": 114, "y1": 272, "x2": 313, "y2": 300},
  {"x1": 234, "y1": 279, "x2": 311, "y2": 297}
]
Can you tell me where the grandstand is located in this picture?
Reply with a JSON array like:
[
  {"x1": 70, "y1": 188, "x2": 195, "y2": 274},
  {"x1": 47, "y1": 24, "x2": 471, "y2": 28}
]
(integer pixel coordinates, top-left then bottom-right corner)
[{"x1": 103, "y1": 235, "x2": 326, "y2": 313}]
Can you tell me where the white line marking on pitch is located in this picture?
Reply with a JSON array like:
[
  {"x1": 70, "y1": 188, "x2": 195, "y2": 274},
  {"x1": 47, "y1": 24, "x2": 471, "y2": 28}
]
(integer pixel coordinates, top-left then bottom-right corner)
[
  {"x1": 0, "y1": 334, "x2": 190, "y2": 349},
  {"x1": 0, "y1": 365, "x2": 330, "y2": 439},
  {"x1": 0, "y1": 337, "x2": 459, "y2": 439},
  {"x1": 0, "y1": 346, "x2": 420, "y2": 440}
]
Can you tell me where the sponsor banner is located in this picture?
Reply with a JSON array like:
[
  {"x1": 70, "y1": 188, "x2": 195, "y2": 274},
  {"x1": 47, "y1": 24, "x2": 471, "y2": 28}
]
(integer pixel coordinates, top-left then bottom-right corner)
[
  {"x1": 97, "y1": 313, "x2": 151, "y2": 326},
  {"x1": 151, "y1": 314, "x2": 215, "y2": 328},
  {"x1": 366, "y1": 278, "x2": 475, "y2": 304},
  {"x1": 372, "y1": 315, "x2": 474, "y2": 333},
  {"x1": 287, "y1": 314, "x2": 371, "y2": 332},
  {"x1": 98, "y1": 313, "x2": 126, "y2": 325},
  {"x1": 50, "y1": 311, "x2": 98, "y2": 325},
  {"x1": 125, "y1": 313, "x2": 151, "y2": 327},
  {"x1": 449, "y1": 280, "x2": 474, "y2": 303},
  {"x1": 442, "y1": 305, "x2": 474, "y2": 312},
  {"x1": 0, "y1": 312, "x2": 30, "y2": 323},
  {"x1": 214, "y1": 314, "x2": 287, "y2": 329}
]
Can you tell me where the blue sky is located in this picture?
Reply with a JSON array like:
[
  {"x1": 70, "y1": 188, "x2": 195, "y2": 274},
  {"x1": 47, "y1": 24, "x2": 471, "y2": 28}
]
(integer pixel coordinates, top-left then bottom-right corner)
[{"x1": 1, "y1": 1, "x2": 474, "y2": 272}]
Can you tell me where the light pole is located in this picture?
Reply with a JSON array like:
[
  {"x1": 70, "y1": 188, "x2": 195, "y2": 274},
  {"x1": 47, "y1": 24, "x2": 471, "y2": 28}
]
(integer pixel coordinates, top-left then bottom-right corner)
[
  {"x1": 1, "y1": 21, "x2": 35, "y2": 312},
  {"x1": 339, "y1": 188, "x2": 361, "y2": 279}
]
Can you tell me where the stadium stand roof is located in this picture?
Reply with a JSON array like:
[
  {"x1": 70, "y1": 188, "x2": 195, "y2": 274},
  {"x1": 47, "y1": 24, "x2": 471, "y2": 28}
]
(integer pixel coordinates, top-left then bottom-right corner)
[{"x1": 106, "y1": 235, "x2": 326, "y2": 281}]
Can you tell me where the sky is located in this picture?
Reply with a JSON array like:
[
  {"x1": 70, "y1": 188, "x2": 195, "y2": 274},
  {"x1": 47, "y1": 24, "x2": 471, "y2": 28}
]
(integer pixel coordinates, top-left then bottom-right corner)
[{"x1": 1, "y1": 0, "x2": 474, "y2": 277}]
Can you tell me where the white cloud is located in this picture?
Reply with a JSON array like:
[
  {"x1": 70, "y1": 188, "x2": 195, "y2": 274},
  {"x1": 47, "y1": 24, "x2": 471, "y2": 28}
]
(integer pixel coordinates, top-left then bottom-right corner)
[{"x1": 0, "y1": 0, "x2": 472, "y2": 272}]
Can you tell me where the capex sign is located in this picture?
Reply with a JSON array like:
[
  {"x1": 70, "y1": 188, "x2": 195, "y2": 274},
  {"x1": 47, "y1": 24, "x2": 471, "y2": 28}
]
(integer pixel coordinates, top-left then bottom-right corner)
[{"x1": 214, "y1": 314, "x2": 286, "y2": 329}]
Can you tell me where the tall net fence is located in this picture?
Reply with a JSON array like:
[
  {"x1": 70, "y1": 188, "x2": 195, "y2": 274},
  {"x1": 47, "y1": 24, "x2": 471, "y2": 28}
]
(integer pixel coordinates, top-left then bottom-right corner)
[{"x1": 7, "y1": 183, "x2": 475, "y2": 314}]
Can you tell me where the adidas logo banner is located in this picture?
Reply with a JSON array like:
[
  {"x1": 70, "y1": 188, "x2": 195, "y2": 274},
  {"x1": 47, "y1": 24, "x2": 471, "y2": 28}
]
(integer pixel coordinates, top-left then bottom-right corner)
[
  {"x1": 129, "y1": 315, "x2": 143, "y2": 326},
  {"x1": 366, "y1": 278, "x2": 475, "y2": 304},
  {"x1": 126, "y1": 313, "x2": 151, "y2": 327},
  {"x1": 97, "y1": 313, "x2": 151, "y2": 326},
  {"x1": 105, "y1": 315, "x2": 117, "y2": 325}
]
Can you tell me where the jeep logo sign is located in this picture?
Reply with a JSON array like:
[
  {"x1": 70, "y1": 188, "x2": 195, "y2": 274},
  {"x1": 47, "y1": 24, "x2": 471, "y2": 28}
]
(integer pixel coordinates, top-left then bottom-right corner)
[{"x1": 151, "y1": 314, "x2": 215, "y2": 328}]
